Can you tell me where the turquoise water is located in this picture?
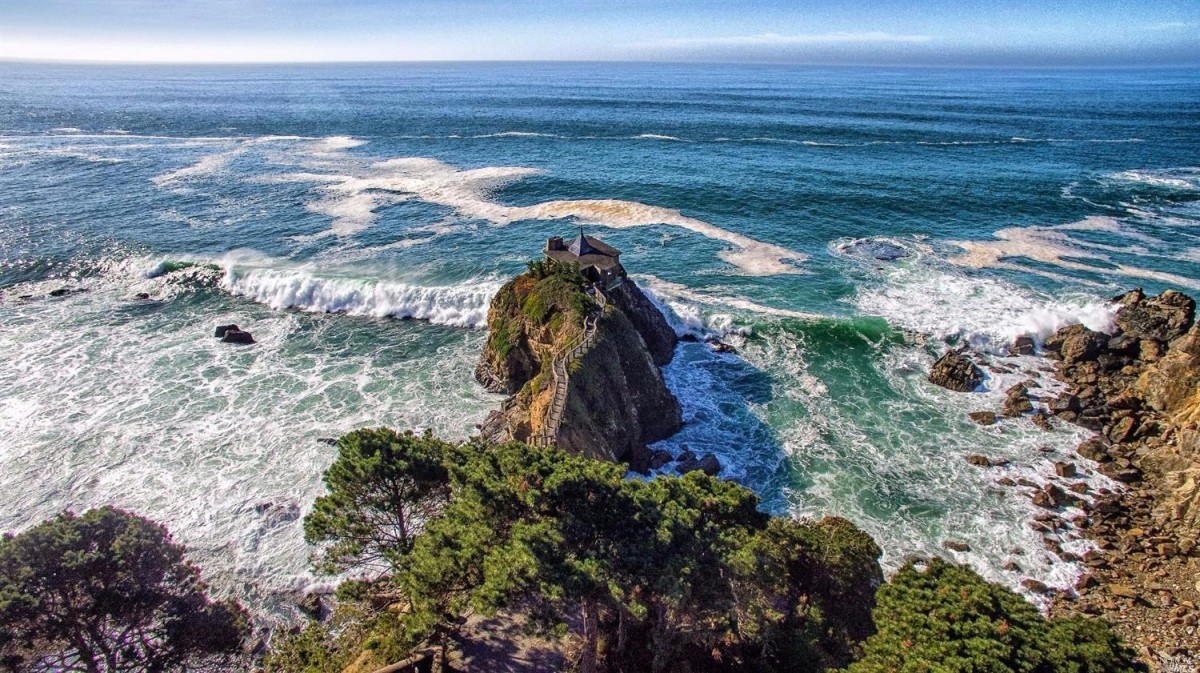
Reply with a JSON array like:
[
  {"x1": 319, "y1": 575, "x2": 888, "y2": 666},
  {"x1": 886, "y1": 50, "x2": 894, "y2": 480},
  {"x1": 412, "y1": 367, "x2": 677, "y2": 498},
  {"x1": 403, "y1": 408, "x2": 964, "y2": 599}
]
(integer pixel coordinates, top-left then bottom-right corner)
[{"x1": 1, "y1": 62, "x2": 1198, "y2": 616}]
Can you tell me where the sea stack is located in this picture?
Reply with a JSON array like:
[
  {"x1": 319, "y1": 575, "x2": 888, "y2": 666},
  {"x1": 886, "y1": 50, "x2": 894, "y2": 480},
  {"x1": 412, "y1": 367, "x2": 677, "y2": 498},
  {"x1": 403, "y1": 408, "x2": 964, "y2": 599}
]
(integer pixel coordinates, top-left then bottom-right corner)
[{"x1": 475, "y1": 230, "x2": 681, "y2": 470}]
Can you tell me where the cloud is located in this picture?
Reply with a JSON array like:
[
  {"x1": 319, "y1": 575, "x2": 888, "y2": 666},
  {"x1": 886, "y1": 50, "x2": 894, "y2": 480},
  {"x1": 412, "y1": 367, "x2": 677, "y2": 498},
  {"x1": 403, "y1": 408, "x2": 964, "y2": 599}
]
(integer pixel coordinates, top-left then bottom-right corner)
[
  {"x1": 1146, "y1": 21, "x2": 1198, "y2": 30},
  {"x1": 631, "y1": 31, "x2": 934, "y2": 50}
]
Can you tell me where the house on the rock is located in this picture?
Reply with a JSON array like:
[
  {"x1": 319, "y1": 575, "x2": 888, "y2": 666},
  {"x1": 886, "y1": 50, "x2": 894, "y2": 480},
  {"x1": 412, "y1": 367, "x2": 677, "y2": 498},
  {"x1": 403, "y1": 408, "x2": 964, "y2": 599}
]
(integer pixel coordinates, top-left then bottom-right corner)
[{"x1": 544, "y1": 227, "x2": 626, "y2": 289}]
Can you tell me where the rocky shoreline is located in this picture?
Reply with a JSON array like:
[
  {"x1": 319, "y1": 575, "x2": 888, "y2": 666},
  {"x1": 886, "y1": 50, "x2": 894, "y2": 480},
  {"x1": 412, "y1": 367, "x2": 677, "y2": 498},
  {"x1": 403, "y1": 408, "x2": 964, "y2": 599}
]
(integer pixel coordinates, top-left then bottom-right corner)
[{"x1": 930, "y1": 289, "x2": 1200, "y2": 665}]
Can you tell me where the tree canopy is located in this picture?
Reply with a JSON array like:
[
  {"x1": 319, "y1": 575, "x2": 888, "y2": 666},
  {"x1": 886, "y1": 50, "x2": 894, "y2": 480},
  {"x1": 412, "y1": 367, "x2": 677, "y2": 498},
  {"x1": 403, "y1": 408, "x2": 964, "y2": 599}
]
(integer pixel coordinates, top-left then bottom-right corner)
[
  {"x1": 840, "y1": 557, "x2": 1144, "y2": 673},
  {"x1": 288, "y1": 427, "x2": 1142, "y2": 673},
  {"x1": 0, "y1": 506, "x2": 248, "y2": 673}
]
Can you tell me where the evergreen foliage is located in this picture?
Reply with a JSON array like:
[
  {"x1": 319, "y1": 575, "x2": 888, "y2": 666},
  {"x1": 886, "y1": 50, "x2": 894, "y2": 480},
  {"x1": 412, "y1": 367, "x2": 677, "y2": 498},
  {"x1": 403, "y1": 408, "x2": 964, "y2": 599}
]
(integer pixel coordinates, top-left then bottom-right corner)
[
  {"x1": 303, "y1": 429, "x2": 452, "y2": 574},
  {"x1": 296, "y1": 433, "x2": 883, "y2": 673},
  {"x1": 0, "y1": 507, "x2": 248, "y2": 673},
  {"x1": 840, "y1": 558, "x2": 1144, "y2": 673}
]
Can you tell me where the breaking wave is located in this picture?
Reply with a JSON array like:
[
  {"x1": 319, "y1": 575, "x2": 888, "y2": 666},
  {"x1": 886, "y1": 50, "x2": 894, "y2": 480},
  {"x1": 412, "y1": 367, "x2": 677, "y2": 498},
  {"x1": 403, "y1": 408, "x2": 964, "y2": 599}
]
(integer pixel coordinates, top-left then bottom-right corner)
[{"x1": 221, "y1": 266, "x2": 503, "y2": 328}]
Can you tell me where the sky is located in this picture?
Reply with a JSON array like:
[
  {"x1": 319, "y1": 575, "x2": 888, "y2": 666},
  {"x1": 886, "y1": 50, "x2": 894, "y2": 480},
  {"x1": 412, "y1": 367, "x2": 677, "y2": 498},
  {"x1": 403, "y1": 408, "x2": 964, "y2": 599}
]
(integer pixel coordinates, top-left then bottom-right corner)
[{"x1": 1, "y1": 0, "x2": 1198, "y2": 66}]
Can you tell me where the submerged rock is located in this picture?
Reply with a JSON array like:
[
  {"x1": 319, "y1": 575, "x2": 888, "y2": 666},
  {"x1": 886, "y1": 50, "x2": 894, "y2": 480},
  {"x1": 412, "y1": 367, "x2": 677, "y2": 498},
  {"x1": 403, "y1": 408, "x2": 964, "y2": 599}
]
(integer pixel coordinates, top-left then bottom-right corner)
[
  {"x1": 928, "y1": 350, "x2": 984, "y2": 392},
  {"x1": 968, "y1": 411, "x2": 997, "y2": 425},
  {"x1": 840, "y1": 238, "x2": 911, "y2": 262}
]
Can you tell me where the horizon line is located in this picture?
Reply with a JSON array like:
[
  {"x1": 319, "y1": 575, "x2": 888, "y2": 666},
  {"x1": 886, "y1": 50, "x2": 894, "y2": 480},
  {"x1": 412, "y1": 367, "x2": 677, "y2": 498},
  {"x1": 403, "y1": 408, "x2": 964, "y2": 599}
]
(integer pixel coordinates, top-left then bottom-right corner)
[{"x1": 3, "y1": 56, "x2": 1199, "y2": 69}]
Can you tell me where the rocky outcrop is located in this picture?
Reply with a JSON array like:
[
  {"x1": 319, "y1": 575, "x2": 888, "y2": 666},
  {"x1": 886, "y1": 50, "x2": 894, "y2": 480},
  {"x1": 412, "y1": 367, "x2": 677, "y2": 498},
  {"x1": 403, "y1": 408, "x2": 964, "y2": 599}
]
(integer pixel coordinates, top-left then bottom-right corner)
[
  {"x1": 475, "y1": 268, "x2": 681, "y2": 469},
  {"x1": 1033, "y1": 289, "x2": 1200, "y2": 658},
  {"x1": 928, "y1": 350, "x2": 984, "y2": 392}
]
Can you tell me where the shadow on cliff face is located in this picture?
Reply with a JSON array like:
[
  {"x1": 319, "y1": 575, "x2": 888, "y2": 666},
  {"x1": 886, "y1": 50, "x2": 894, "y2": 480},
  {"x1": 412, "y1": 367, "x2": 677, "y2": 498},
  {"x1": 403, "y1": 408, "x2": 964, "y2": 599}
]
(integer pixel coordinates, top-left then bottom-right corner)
[{"x1": 649, "y1": 340, "x2": 795, "y2": 513}]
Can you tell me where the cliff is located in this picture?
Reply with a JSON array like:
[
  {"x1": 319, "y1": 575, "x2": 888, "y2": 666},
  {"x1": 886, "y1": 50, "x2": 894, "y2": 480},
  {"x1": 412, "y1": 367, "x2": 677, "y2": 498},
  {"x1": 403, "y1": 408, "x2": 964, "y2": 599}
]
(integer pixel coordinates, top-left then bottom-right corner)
[{"x1": 475, "y1": 261, "x2": 681, "y2": 468}]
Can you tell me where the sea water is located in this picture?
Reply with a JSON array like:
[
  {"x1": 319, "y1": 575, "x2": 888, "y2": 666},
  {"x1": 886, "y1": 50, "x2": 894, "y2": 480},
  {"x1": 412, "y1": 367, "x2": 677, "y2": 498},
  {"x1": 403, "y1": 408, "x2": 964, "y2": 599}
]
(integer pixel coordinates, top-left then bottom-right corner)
[{"x1": 1, "y1": 62, "x2": 1198, "y2": 617}]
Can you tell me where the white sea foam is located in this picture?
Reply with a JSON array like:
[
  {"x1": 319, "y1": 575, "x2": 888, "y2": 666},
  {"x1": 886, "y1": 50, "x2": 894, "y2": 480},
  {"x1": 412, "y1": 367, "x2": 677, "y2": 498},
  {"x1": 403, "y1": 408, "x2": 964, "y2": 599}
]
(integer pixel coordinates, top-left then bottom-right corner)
[
  {"x1": 1108, "y1": 168, "x2": 1199, "y2": 191},
  {"x1": 854, "y1": 262, "x2": 1116, "y2": 351},
  {"x1": 50, "y1": 127, "x2": 83, "y2": 133},
  {"x1": 949, "y1": 216, "x2": 1200, "y2": 289},
  {"x1": 221, "y1": 265, "x2": 503, "y2": 328},
  {"x1": 471, "y1": 131, "x2": 560, "y2": 138},
  {"x1": 255, "y1": 149, "x2": 807, "y2": 274},
  {"x1": 632, "y1": 133, "x2": 686, "y2": 141}
]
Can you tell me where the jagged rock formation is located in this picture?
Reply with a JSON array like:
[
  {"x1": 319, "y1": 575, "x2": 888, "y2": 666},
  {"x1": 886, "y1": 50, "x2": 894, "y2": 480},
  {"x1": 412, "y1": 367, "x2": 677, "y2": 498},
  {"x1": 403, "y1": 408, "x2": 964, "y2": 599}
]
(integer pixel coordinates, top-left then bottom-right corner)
[
  {"x1": 475, "y1": 263, "x2": 681, "y2": 469},
  {"x1": 928, "y1": 350, "x2": 984, "y2": 392}
]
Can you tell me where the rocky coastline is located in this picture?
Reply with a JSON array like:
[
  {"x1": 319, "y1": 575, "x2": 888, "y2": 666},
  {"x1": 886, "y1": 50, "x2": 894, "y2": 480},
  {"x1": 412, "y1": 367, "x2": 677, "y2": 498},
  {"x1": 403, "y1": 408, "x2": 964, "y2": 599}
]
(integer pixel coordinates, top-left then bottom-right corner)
[{"x1": 929, "y1": 288, "x2": 1200, "y2": 663}]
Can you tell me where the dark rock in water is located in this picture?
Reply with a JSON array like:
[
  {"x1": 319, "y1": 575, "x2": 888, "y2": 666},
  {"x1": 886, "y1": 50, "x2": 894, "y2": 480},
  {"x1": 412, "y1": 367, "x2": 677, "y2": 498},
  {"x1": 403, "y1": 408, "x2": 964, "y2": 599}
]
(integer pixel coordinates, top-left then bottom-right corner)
[
  {"x1": 968, "y1": 411, "x2": 997, "y2": 426},
  {"x1": 842, "y1": 238, "x2": 910, "y2": 262},
  {"x1": 18, "y1": 295, "x2": 34, "y2": 300},
  {"x1": 317, "y1": 437, "x2": 338, "y2": 446},
  {"x1": 1012, "y1": 335, "x2": 1036, "y2": 356},
  {"x1": 1054, "y1": 461, "x2": 1077, "y2": 478},
  {"x1": 677, "y1": 448, "x2": 697, "y2": 463},
  {"x1": 649, "y1": 450, "x2": 672, "y2": 470},
  {"x1": 1030, "y1": 410, "x2": 1053, "y2": 431},
  {"x1": 679, "y1": 333, "x2": 701, "y2": 343},
  {"x1": 134, "y1": 292, "x2": 151, "y2": 300},
  {"x1": 1002, "y1": 385, "x2": 1033, "y2": 417},
  {"x1": 1003, "y1": 560, "x2": 1022, "y2": 572},
  {"x1": 928, "y1": 351, "x2": 984, "y2": 392},
  {"x1": 1115, "y1": 289, "x2": 1195, "y2": 343},
  {"x1": 221, "y1": 329, "x2": 255, "y2": 345},
  {"x1": 48, "y1": 287, "x2": 71, "y2": 297},
  {"x1": 214, "y1": 324, "x2": 240, "y2": 338},
  {"x1": 966, "y1": 454, "x2": 993, "y2": 467},
  {"x1": 942, "y1": 539, "x2": 971, "y2": 552},
  {"x1": 707, "y1": 339, "x2": 738, "y2": 354},
  {"x1": 676, "y1": 452, "x2": 721, "y2": 476},
  {"x1": 1044, "y1": 323, "x2": 1107, "y2": 365}
]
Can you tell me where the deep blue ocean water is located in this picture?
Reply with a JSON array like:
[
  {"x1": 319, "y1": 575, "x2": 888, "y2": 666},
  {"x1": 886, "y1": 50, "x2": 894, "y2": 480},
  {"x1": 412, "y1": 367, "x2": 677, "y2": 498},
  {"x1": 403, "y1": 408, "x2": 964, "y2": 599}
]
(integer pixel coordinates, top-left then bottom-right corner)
[{"x1": 1, "y1": 62, "x2": 1198, "y2": 616}]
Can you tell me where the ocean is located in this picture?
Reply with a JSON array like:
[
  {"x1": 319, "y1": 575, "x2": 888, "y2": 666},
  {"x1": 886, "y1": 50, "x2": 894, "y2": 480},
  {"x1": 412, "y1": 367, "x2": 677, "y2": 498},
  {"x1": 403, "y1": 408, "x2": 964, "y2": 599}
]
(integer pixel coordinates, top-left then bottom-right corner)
[{"x1": 1, "y1": 61, "x2": 1197, "y2": 617}]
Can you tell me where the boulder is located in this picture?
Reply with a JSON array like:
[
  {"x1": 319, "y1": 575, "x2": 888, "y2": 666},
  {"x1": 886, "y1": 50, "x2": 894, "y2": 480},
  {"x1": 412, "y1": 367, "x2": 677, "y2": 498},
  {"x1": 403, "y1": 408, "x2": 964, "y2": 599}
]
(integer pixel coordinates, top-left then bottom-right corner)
[
  {"x1": 214, "y1": 324, "x2": 240, "y2": 338},
  {"x1": 48, "y1": 287, "x2": 71, "y2": 297},
  {"x1": 221, "y1": 329, "x2": 255, "y2": 344},
  {"x1": 1021, "y1": 578, "x2": 1050, "y2": 594},
  {"x1": 1044, "y1": 323, "x2": 1107, "y2": 365},
  {"x1": 1011, "y1": 335, "x2": 1036, "y2": 356},
  {"x1": 966, "y1": 454, "x2": 992, "y2": 467},
  {"x1": 1031, "y1": 410, "x2": 1053, "y2": 431},
  {"x1": 134, "y1": 292, "x2": 151, "y2": 300},
  {"x1": 649, "y1": 450, "x2": 672, "y2": 471},
  {"x1": 942, "y1": 539, "x2": 971, "y2": 552},
  {"x1": 1002, "y1": 385, "x2": 1033, "y2": 417},
  {"x1": 968, "y1": 411, "x2": 997, "y2": 426},
  {"x1": 1115, "y1": 289, "x2": 1195, "y2": 343},
  {"x1": 928, "y1": 351, "x2": 984, "y2": 392},
  {"x1": 677, "y1": 452, "x2": 721, "y2": 476},
  {"x1": 1054, "y1": 461, "x2": 1077, "y2": 478},
  {"x1": 677, "y1": 448, "x2": 697, "y2": 463}
]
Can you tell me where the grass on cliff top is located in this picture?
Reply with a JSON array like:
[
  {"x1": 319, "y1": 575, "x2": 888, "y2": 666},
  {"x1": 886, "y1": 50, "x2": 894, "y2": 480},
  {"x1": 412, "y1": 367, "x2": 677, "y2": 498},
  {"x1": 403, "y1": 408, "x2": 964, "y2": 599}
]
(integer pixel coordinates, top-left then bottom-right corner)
[{"x1": 487, "y1": 259, "x2": 593, "y2": 360}]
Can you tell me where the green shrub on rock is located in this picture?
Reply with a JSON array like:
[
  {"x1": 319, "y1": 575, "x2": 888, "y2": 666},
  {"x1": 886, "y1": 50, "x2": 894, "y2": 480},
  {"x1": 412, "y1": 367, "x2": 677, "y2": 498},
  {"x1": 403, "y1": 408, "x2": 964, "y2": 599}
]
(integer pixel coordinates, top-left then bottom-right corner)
[{"x1": 841, "y1": 558, "x2": 1143, "y2": 673}]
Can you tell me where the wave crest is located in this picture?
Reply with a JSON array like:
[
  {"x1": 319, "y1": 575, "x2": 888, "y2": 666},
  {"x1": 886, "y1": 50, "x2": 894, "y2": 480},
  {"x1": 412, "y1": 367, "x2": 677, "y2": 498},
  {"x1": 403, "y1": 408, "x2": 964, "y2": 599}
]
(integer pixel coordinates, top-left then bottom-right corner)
[{"x1": 221, "y1": 267, "x2": 502, "y2": 328}]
